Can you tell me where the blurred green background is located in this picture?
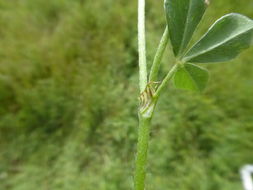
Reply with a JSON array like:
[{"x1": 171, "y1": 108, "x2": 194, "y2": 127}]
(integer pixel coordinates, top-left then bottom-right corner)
[{"x1": 0, "y1": 0, "x2": 252, "y2": 189}]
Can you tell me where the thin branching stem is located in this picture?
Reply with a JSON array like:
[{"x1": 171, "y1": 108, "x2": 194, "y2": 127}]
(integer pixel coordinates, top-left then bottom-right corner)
[
  {"x1": 154, "y1": 63, "x2": 180, "y2": 98},
  {"x1": 149, "y1": 27, "x2": 169, "y2": 82},
  {"x1": 135, "y1": 1, "x2": 177, "y2": 190}
]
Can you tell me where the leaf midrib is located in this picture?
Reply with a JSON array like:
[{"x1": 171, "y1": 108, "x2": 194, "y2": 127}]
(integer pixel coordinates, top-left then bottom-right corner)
[
  {"x1": 178, "y1": 0, "x2": 192, "y2": 56},
  {"x1": 183, "y1": 23, "x2": 253, "y2": 61},
  {"x1": 184, "y1": 65, "x2": 199, "y2": 91}
]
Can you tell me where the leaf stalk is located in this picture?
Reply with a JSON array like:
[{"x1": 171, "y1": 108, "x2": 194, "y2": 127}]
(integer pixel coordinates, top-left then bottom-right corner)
[{"x1": 149, "y1": 27, "x2": 169, "y2": 82}]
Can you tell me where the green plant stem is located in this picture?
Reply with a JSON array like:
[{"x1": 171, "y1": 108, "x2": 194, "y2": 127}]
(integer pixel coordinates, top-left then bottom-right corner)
[
  {"x1": 134, "y1": 114, "x2": 152, "y2": 190},
  {"x1": 138, "y1": 0, "x2": 147, "y2": 92},
  {"x1": 149, "y1": 27, "x2": 169, "y2": 82},
  {"x1": 155, "y1": 63, "x2": 180, "y2": 98},
  {"x1": 135, "y1": 0, "x2": 150, "y2": 189}
]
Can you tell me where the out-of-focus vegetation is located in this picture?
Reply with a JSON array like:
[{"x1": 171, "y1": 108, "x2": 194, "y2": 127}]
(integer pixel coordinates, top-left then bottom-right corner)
[{"x1": 0, "y1": 0, "x2": 252, "y2": 189}]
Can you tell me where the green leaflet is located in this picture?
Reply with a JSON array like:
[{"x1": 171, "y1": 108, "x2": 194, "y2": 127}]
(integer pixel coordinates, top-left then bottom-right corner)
[
  {"x1": 183, "y1": 13, "x2": 253, "y2": 63},
  {"x1": 164, "y1": 0, "x2": 207, "y2": 57},
  {"x1": 174, "y1": 63, "x2": 209, "y2": 92}
]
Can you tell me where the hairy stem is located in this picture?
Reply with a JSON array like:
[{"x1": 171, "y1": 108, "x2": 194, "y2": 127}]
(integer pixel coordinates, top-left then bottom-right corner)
[
  {"x1": 135, "y1": 0, "x2": 149, "y2": 189},
  {"x1": 134, "y1": 114, "x2": 152, "y2": 190},
  {"x1": 149, "y1": 27, "x2": 169, "y2": 82},
  {"x1": 138, "y1": 0, "x2": 147, "y2": 92},
  {"x1": 134, "y1": 63, "x2": 179, "y2": 190}
]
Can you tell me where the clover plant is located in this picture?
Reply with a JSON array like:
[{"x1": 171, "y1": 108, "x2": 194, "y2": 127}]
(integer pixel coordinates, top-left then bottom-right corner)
[{"x1": 134, "y1": 0, "x2": 253, "y2": 189}]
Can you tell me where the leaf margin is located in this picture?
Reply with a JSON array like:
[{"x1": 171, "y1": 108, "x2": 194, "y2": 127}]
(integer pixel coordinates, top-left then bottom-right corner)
[
  {"x1": 173, "y1": 63, "x2": 209, "y2": 92},
  {"x1": 182, "y1": 13, "x2": 253, "y2": 63}
]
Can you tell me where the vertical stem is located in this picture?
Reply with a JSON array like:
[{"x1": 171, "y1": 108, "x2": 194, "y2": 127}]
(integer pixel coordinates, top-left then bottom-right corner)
[
  {"x1": 135, "y1": 0, "x2": 155, "y2": 189},
  {"x1": 149, "y1": 27, "x2": 169, "y2": 82},
  {"x1": 138, "y1": 0, "x2": 147, "y2": 92},
  {"x1": 134, "y1": 114, "x2": 152, "y2": 190}
]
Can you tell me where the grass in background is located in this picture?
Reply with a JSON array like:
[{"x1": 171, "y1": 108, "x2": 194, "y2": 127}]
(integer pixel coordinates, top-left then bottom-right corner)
[{"x1": 0, "y1": 0, "x2": 252, "y2": 189}]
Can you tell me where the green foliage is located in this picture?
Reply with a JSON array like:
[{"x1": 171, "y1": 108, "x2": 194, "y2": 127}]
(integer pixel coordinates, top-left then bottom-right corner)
[
  {"x1": 0, "y1": 0, "x2": 252, "y2": 190},
  {"x1": 164, "y1": 0, "x2": 253, "y2": 92},
  {"x1": 174, "y1": 63, "x2": 209, "y2": 91},
  {"x1": 184, "y1": 13, "x2": 253, "y2": 63},
  {"x1": 164, "y1": 0, "x2": 207, "y2": 56}
]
